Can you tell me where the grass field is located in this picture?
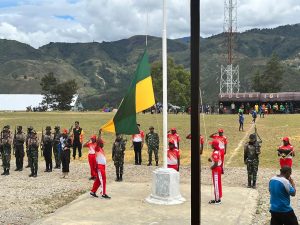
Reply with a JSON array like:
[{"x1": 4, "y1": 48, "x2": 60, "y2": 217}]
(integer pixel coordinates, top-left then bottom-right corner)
[{"x1": 0, "y1": 112, "x2": 298, "y2": 168}]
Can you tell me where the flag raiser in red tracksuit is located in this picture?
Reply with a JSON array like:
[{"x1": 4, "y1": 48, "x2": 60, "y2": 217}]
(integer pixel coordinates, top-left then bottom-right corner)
[
  {"x1": 86, "y1": 142, "x2": 97, "y2": 178},
  {"x1": 211, "y1": 149, "x2": 222, "y2": 201},
  {"x1": 91, "y1": 145, "x2": 107, "y2": 195},
  {"x1": 278, "y1": 144, "x2": 294, "y2": 168},
  {"x1": 210, "y1": 134, "x2": 228, "y2": 173}
]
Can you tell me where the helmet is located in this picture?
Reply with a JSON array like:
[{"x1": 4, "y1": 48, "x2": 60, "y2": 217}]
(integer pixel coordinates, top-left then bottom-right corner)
[{"x1": 249, "y1": 134, "x2": 256, "y2": 141}]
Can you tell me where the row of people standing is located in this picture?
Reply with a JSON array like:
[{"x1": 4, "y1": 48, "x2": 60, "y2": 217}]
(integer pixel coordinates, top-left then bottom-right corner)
[{"x1": 0, "y1": 121, "x2": 83, "y2": 178}]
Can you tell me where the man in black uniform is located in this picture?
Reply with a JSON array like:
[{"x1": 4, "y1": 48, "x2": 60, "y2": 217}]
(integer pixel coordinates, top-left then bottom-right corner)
[
  {"x1": 25, "y1": 126, "x2": 33, "y2": 168},
  {"x1": 53, "y1": 126, "x2": 61, "y2": 169},
  {"x1": 42, "y1": 126, "x2": 53, "y2": 172},
  {"x1": 71, "y1": 121, "x2": 83, "y2": 160},
  {"x1": 13, "y1": 126, "x2": 26, "y2": 171}
]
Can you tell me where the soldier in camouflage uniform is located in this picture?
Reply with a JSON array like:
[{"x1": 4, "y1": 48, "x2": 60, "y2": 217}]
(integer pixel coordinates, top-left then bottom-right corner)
[
  {"x1": 244, "y1": 133, "x2": 261, "y2": 189},
  {"x1": 53, "y1": 126, "x2": 61, "y2": 169},
  {"x1": 1, "y1": 125, "x2": 12, "y2": 175},
  {"x1": 112, "y1": 134, "x2": 126, "y2": 182},
  {"x1": 28, "y1": 130, "x2": 39, "y2": 177},
  {"x1": 145, "y1": 126, "x2": 159, "y2": 166},
  {"x1": 42, "y1": 126, "x2": 54, "y2": 172},
  {"x1": 14, "y1": 126, "x2": 26, "y2": 171},
  {"x1": 25, "y1": 126, "x2": 34, "y2": 168}
]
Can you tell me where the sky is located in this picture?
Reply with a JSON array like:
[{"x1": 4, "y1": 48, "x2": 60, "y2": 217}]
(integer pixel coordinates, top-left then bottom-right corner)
[{"x1": 0, "y1": 0, "x2": 299, "y2": 48}]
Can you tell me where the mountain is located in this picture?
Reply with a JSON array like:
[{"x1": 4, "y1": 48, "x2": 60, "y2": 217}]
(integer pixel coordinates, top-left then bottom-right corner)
[{"x1": 1, "y1": 24, "x2": 300, "y2": 109}]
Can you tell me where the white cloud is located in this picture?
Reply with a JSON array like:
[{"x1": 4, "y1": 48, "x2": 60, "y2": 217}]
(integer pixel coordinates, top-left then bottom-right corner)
[{"x1": 0, "y1": 0, "x2": 299, "y2": 48}]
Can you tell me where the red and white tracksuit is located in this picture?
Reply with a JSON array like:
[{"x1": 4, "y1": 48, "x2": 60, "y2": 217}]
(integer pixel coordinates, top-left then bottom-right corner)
[
  {"x1": 211, "y1": 149, "x2": 222, "y2": 201},
  {"x1": 167, "y1": 148, "x2": 180, "y2": 171},
  {"x1": 278, "y1": 144, "x2": 294, "y2": 168},
  {"x1": 167, "y1": 133, "x2": 181, "y2": 149},
  {"x1": 91, "y1": 147, "x2": 107, "y2": 195},
  {"x1": 211, "y1": 135, "x2": 228, "y2": 173},
  {"x1": 86, "y1": 142, "x2": 97, "y2": 178}
]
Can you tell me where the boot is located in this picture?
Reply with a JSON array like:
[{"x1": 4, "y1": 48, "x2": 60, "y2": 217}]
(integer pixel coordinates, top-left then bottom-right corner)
[
  {"x1": 25, "y1": 164, "x2": 30, "y2": 168},
  {"x1": 252, "y1": 180, "x2": 256, "y2": 189},
  {"x1": 1, "y1": 169, "x2": 6, "y2": 175},
  {"x1": 119, "y1": 174, "x2": 123, "y2": 182},
  {"x1": 156, "y1": 161, "x2": 158, "y2": 166},
  {"x1": 147, "y1": 162, "x2": 152, "y2": 166},
  {"x1": 15, "y1": 168, "x2": 19, "y2": 171},
  {"x1": 6, "y1": 169, "x2": 9, "y2": 175},
  {"x1": 247, "y1": 177, "x2": 251, "y2": 188},
  {"x1": 115, "y1": 173, "x2": 119, "y2": 182}
]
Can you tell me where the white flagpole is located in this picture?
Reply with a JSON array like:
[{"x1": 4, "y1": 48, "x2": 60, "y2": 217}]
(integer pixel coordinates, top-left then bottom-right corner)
[{"x1": 162, "y1": 0, "x2": 168, "y2": 169}]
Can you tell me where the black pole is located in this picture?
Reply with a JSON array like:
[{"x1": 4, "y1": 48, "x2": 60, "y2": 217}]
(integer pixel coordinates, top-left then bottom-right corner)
[{"x1": 191, "y1": 0, "x2": 200, "y2": 225}]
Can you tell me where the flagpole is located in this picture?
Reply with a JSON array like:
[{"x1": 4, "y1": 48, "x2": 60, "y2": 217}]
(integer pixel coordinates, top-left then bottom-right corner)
[{"x1": 162, "y1": 0, "x2": 168, "y2": 169}]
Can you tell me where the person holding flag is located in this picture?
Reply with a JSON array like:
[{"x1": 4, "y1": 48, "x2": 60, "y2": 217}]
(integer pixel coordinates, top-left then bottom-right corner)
[
  {"x1": 278, "y1": 137, "x2": 295, "y2": 168},
  {"x1": 210, "y1": 129, "x2": 228, "y2": 174},
  {"x1": 83, "y1": 135, "x2": 97, "y2": 180},
  {"x1": 208, "y1": 139, "x2": 222, "y2": 204},
  {"x1": 90, "y1": 138, "x2": 111, "y2": 199}
]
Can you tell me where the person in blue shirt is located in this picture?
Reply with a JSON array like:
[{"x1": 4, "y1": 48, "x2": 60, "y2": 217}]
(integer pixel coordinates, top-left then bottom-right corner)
[
  {"x1": 251, "y1": 109, "x2": 257, "y2": 123},
  {"x1": 269, "y1": 166, "x2": 298, "y2": 225},
  {"x1": 238, "y1": 111, "x2": 244, "y2": 131}
]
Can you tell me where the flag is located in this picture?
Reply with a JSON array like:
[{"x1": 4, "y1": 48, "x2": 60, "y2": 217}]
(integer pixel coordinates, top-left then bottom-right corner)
[{"x1": 101, "y1": 49, "x2": 155, "y2": 134}]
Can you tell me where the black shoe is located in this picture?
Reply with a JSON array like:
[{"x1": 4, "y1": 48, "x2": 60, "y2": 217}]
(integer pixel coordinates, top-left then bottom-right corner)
[
  {"x1": 115, "y1": 177, "x2": 119, "y2": 182},
  {"x1": 90, "y1": 192, "x2": 98, "y2": 198},
  {"x1": 208, "y1": 200, "x2": 221, "y2": 205},
  {"x1": 29, "y1": 173, "x2": 34, "y2": 177},
  {"x1": 156, "y1": 161, "x2": 158, "y2": 166},
  {"x1": 134, "y1": 163, "x2": 138, "y2": 165},
  {"x1": 44, "y1": 169, "x2": 49, "y2": 172},
  {"x1": 1, "y1": 170, "x2": 6, "y2": 175},
  {"x1": 89, "y1": 176, "x2": 95, "y2": 180},
  {"x1": 19, "y1": 168, "x2": 23, "y2": 171},
  {"x1": 101, "y1": 194, "x2": 111, "y2": 199},
  {"x1": 33, "y1": 174, "x2": 37, "y2": 178},
  {"x1": 25, "y1": 165, "x2": 30, "y2": 168},
  {"x1": 15, "y1": 168, "x2": 19, "y2": 171},
  {"x1": 48, "y1": 169, "x2": 52, "y2": 172},
  {"x1": 6, "y1": 170, "x2": 9, "y2": 175},
  {"x1": 119, "y1": 174, "x2": 123, "y2": 182},
  {"x1": 147, "y1": 163, "x2": 152, "y2": 166}
]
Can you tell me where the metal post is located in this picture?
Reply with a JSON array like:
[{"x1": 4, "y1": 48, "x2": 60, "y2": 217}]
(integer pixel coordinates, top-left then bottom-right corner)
[
  {"x1": 191, "y1": 0, "x2": 200, "y2": 224},
  {"x1": 162, "y1": 0, "x2": 168, "y2": 169}
]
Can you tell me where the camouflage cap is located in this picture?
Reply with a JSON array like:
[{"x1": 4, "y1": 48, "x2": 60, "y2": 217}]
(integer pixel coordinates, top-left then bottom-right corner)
[
  {"x1": 46, "y1": 126, "x2": 51, "y2": 130},
  {"x1": 17, "y1": 125, "x2": 22, "y2": 129},
  {"x1": 54, "y1": 126, "x2": 60, "y2": 130},
  {"x1": 4, "y1": 125, "x2": 10, "y2": 129}
]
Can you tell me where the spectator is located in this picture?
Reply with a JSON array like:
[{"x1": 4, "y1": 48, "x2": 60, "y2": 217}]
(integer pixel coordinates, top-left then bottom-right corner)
[
  {"x1": 238, "y1": 112, "x2": 244, "y2": 131},
  {"x1": 231, "y1": 102, "x2": 236, "y2": 114},
  {"x1": 269, "y1": 167, "x2": 298, "y2": 225}
]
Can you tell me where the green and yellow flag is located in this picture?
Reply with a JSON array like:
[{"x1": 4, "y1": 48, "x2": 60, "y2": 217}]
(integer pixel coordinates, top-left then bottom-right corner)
[{"x1": 101, "y1": 49, "x2": 155, "y2": 134}]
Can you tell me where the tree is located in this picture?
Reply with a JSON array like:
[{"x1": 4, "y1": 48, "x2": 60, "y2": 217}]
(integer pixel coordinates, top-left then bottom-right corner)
[
  {"x1": 53, "y1": 79, "x2": 78, "y2": 110},
  {"x1": 261, "y1": 53, "x2": 284, "y2": 92},
  {"x1": 251, "y1": 71, "x2": 262, "y2": 92},
  {"x1": 40, "y1": 72, "x2": 58, "y2": 109},
  {"x1": 40, "y1": 73, "x2": 78, "y2": 111},
  {"x1": 151, "y1": 58, "x2": 190, "y2": 107}
]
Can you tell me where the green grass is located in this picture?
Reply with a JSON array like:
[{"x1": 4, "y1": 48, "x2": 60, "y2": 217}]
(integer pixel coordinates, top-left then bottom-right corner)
[{"x1": 1, "y1": 112, "x2": 298, "y2": 168}]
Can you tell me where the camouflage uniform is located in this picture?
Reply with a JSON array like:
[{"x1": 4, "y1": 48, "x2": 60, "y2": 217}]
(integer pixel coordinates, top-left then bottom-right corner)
[
  {"x1": 25, "y1": 126, "x2": 34, "y2": 168},
  {"x1": 1, "y1": 126, "x2": 12, "y2": 175},
  {"x1": 112, "y1": 135, "x2": 126, "y2": 181},
  {"x1": 244, "y1": 134, "x2": 261, "y2": 188},
  {"x1": 145, "y1": 129, "x2": 159, "y2": 166},
  {"x1": 14, "y1": 126, "x2": 26, "y2": 171},
  {"x1": 53, "y1": 126, "x2": 61, "y2": 169},
  {"x1": 28, "y1": 130, "x2": 39, "y2": 177},
  {"x1": 42, "y1": 126, "x2": 54, "y2": 172}
]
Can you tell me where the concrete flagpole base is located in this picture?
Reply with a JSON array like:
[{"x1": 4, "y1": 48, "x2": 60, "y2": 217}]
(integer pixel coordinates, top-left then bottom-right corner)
[{"x1": 146, "y1": 168, "x2": 186, "y2": 205}]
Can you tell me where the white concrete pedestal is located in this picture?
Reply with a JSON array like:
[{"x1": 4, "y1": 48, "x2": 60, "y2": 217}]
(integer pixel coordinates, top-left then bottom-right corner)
[{"x1": 146, "y1": 168, "x2": 185, "y2": 205}]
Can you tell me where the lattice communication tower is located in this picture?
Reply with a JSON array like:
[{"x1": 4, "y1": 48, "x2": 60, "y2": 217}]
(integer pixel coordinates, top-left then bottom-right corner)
[{"x1": 219, "y1": 0, "x2": 240, "y2": 94}]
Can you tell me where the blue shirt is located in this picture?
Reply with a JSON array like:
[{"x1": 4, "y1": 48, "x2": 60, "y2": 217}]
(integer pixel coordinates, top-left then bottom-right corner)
[{"x1": 269, "y1": 176, "x2": 296, "y2": 212}]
